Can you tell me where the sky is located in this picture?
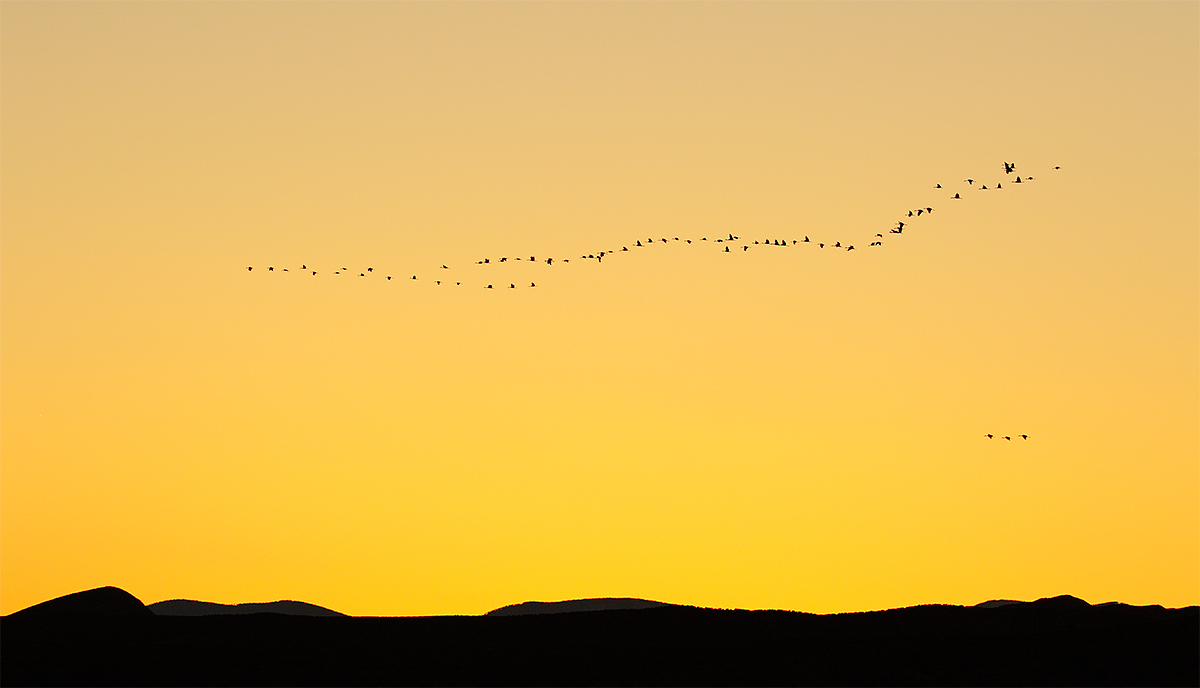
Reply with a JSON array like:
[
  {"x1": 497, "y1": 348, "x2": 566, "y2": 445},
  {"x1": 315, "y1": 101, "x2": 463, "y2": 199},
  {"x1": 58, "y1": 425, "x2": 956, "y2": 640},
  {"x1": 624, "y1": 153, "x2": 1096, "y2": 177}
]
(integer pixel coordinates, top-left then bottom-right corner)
[{"x1": 2, "y1": 1, "x2": 1196, "y2": 617}]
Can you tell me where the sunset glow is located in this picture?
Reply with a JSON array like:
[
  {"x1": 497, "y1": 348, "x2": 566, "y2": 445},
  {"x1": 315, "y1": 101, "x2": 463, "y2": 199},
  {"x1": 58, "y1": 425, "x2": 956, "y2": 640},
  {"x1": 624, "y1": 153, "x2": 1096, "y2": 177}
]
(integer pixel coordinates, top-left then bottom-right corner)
[{"x1": 2, "y1": 1, "x2": 1196, "y2": 616}]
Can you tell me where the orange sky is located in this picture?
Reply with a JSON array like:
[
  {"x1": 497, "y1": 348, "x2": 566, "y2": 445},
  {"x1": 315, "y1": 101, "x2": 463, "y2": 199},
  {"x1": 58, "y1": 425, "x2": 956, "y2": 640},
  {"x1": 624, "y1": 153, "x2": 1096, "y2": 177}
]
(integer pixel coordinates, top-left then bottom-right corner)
[{"x1": 2, "y1": 1, "x2": 1197, "y2": 616}]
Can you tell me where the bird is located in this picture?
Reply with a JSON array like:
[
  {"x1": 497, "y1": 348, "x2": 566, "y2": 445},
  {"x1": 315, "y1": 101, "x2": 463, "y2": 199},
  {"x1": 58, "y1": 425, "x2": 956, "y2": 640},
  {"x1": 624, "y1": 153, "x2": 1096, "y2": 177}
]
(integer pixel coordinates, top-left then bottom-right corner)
[
  {"x1": 530, "y1": 282, "x2": 536, "y2": 287},
  {"x1": 935, "y1": 183, "x2": 942, "y2": 188},
  {"x1": 818, "y1": 243, "x2": 824, "y2": 248},
  {"x1": 1015, "y1": 177, "x2": 1022, "y2": 183},
  {"x1": 834, "y1": 241, "x2": 841, "y2": 248},
  {"x1": 487, "y1": 284, "x2": 493, "y2": 289},
  {"x1": 876, "y1": 233, "x2": 883, "y2": 238},
  {"x1": 724, "y1": 246, "x2": 730, "y2": 252},
  {"x1": 965, "y1": 178, "x2": 974, "y2": 185},
  {"x1": 743, "y1": 245, "x2": 749, "y2": 251},
  {"x1": 986, "y1": 434, "x2": 993, "y2": 439},
  {"x1": 386, "y1": 275, "x2": 391, "y2": 280},
  {"x1": 367, "y1": 267, "x2": 373, "y2": 272},
  {"x1": 313, "y1": 271, "x2": 317, "y2": 275},
  {"x1": 846, "y1": 245, "x2": 855, "y2": 251},
  {"x1": 980, "y1": 185, "x2": 988, "y2": 189},
  {"x1": 926, "y1": 207, "x2": 933, "y2": 213},
  {"x1": 1004, "y1": 162, "x2": 1015, "y2": 174},
  {"x1": 1054, "y1": 166, "x2": 1060, "y2": 170},
  {"x1": 509, "y1": 284, "x2": 515, "y2": 289},
  {"x1": 435, "y1": 280, "x2": 441, "y2": 285},
  {"x1": 1003, "y1": 436, "x2": 1011, "y2": 441},
  {"x1": 803, "y1": 236, "x2": 810, "y2": 242},
  {"x1": 247, "y1": 266, "x2": 252, "y2": 271},
  {"x1": 442, "y1": 265, "x2": 449, "y2": 269},
  {"x1": 301, "y1": 265, "x2": 307, "y2": 270},
  {"x1": 411, "y1": 275, "x2": 417, "y2": 280},
  {"x1": 1021, "y1": 434, "x2": 1028, "y2": 440},
  {"x1": 359, "y1": 273, "x2": 365, "y2": 277},
  {"x1": 952, "y1": 193, "x2": 961, "y2": 199},
  {"x1": 268, "y1": 266, "x2": 274, "y2": 271}
]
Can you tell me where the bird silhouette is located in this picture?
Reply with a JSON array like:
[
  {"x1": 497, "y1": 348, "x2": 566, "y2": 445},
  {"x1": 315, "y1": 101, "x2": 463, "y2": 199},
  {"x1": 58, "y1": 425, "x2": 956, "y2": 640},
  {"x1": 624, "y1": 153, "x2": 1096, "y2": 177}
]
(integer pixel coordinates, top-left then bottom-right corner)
[
  {"x1": 952, "y1": 193, "x2": 961, "y2": 199},
  {"x1": 367, "y1": 267, "x2": 373, "y2": 272},
  {"x1": 1021, "y1": 434, "x2": 1028, "y2": 440},
  {"x1": 268, "y1": 267, "x2": 274, "y2": 271},
  {"x1": 1003, "y1": 436, "x2": 1011, "y2": 441},
  {"x1": 965, "y1": 179, "x2": 974, "y2": 185},
  {"x1": 986, "y1": 434, "x2": 994, "y2": 439},
  {"x1": 387, "y1": 275, "x2": 391, "y2": 280},
  {"x1": 247, "y1": 266, "x2": 253, "y2": 271},
  {"x1": 442, "y1": 265, "x2": 449, "y2": 269}
]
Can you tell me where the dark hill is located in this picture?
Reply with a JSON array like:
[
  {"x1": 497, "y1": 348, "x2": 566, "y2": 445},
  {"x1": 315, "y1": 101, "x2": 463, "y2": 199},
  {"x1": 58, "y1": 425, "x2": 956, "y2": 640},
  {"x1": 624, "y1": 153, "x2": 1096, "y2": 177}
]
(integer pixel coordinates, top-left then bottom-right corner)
[
  {"x1": 4, "y1": 590, "x2": 1196, "y2": 686},
  {"x1": 486, "y1": 597, "x2": 674, "y2": 616},
  {"x1": 8, "y1": 586, "x2": 152, "y2": 618},
  {"x1": 150, "y1": 599, "x2": 346, "y2": 616},
  {"x1": 975, "y1": 598, "x2": 1024, "y2": 608}
]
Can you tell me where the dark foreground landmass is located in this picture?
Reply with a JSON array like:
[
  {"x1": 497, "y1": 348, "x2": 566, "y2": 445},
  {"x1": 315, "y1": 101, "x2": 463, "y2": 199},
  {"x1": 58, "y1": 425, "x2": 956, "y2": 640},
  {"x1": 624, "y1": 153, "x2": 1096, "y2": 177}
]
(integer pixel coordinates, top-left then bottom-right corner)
[{"x1": 3, "y1": 588, "x2": 1196, "y2": 686}]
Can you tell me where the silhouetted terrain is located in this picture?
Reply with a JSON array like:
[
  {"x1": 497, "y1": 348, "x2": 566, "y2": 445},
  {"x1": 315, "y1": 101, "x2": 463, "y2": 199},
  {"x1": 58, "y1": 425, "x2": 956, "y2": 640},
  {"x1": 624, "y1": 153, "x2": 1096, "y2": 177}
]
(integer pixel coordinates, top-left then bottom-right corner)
[
  {"x1": 150, "y1": 599, "x2": 346, "y2": 617},
  {"x1": 486, "y1": 597, "x2": 673, "y2": 616},
  {"x1": 3, "y1": 588, "x2": 1196, "y2": 686}
]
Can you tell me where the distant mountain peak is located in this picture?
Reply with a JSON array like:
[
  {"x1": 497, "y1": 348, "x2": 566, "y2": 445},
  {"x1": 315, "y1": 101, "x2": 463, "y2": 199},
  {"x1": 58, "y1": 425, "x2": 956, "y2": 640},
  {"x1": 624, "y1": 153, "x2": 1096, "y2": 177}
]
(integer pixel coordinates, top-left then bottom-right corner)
[
  {"x1": 485, "y1": 597, "x2": 674, "y2": 616},
  {"x1": 9, "y1": 586, "x2": 152, "y2": 617},
  {"x1": 149, "y1": 599, "x2": 346, "y2": 616}
]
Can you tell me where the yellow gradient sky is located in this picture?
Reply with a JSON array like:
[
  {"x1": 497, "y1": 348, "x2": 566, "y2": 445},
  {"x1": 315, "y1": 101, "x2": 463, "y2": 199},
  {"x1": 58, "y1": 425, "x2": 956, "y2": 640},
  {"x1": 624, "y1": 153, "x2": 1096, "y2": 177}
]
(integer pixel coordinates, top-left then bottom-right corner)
[{"x1": 2, "y1": 2, "x2": 1197, "y2": 616}]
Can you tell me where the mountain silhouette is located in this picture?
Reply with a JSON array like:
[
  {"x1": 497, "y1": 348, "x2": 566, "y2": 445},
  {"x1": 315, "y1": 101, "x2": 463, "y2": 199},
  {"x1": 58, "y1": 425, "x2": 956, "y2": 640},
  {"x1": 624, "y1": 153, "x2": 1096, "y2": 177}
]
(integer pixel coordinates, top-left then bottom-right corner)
[
  {"x1": 975, "y1": 599, "x2": 1025, "y2": 608},
  {"x1": 149, "y1": 599, "x2": 346, "y2": 616},
  {"x1": 4, "y1": 587, "x2": 1196, "y2": 686},
  {"x1": 486, "y1": 597, "x2": 674, "y2": 616},
  {"x1": 7, "y1": 586, "x2": 152, "y2": 618}
]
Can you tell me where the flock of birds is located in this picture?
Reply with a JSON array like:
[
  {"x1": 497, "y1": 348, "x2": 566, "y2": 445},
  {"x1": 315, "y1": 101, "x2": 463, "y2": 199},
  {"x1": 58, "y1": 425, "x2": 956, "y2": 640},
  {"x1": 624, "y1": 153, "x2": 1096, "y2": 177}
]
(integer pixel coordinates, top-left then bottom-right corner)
[
  {"x1": 246, "y1": 161, "x2": 1060, "y2": 290},
  {"x1": 247, "y1": 160, "x2": 1054, "y2": 442}
]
